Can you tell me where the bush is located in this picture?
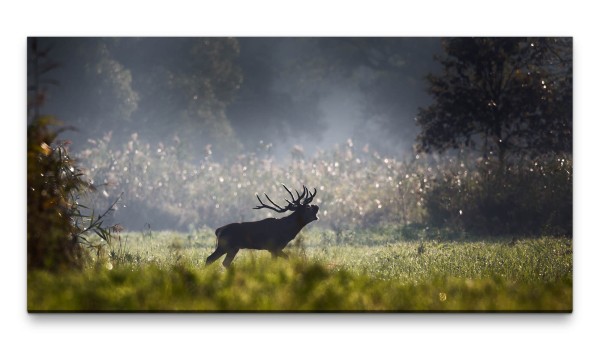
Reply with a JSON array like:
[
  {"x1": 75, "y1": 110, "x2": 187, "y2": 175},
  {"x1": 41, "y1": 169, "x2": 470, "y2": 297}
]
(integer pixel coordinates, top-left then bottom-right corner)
[
  {"x1": 423, "y1": 154, "x2": 572, "y2": 237},
  {"x1": 27, "y1": 117, "x2": 90, "y2": 270},
  {"x1": 28, "y1": 117, "x2": 123, "y2": 271}
]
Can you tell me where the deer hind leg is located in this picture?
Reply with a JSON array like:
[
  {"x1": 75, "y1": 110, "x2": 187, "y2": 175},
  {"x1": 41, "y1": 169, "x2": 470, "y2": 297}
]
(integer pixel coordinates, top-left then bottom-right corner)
[
  {"x1": 270, "y1": 250, "x2": 289, "y2": 259},
  {"x1": 206, "y1": 246, "x2": 226, "y2": 266},
  {"x1": 222, "y1": 248, "x2": 239, "y2": 268}
]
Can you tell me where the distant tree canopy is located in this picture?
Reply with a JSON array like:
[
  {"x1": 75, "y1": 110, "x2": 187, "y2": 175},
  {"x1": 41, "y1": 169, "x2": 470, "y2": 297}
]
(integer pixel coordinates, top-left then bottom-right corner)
[
  {"x1": 416, "y1": 37, "x2": 572, "y2": 165},
  {"x1": 226, "y1": 38, "x2": 328, "y2": 149},
  {"x1": 42, "y1": 37, "x2": 443, "y2": 157},
  {"x1": 44, "y1": 38, "x2": 243, "y2": 158}
]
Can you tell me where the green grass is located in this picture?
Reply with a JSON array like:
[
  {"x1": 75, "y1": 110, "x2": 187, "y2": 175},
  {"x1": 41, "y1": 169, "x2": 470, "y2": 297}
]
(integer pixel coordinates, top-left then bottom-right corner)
[{"x1": 27, "y1": 231, "x2": 572, "y2": 312}]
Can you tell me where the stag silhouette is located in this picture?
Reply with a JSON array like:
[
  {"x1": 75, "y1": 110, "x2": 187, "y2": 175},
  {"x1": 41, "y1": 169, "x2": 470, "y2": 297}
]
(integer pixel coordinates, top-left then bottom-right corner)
[{"x1": 206, "y1": 185, "x2": 319, "y2": 268}]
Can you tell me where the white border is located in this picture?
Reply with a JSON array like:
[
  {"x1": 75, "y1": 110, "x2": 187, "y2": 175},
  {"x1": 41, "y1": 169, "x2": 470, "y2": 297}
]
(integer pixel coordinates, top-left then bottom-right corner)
[{"x1": 2, "y1": 1, "x2": 597, "y2": 346}]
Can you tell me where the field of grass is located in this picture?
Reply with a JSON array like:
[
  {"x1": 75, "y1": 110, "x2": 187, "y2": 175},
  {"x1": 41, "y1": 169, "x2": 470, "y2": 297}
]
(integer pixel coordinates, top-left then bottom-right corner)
[{"x1": 27, "y1": 229, "x2": 572, "y2": 312}]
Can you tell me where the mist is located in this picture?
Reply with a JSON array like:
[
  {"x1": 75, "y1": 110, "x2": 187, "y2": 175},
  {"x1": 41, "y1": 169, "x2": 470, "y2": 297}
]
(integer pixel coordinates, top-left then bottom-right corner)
[{"x1": 40, "y1": 38, "x2": 441, "y2": 161}]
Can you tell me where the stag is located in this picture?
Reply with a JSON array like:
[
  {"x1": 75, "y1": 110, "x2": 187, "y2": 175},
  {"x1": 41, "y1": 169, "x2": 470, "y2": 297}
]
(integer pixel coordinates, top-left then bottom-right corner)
[{"x1": 206, "y1": 185, "x2": 319, "y2": 268}]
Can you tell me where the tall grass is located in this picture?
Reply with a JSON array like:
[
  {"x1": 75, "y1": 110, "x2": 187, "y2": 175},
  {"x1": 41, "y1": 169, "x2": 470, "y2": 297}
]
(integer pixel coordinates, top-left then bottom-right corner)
[
  {"x1": 79, "y1": 133, "x2": 572, "y2": 239},
  {"x1": 78, "y1": 135, "x2": 437, "y2": 232}
]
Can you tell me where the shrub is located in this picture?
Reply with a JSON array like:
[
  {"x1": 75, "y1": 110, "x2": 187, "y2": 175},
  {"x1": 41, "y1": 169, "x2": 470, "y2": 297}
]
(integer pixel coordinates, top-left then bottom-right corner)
[
  {"x1": 28, "y1": 117, "x2": 123, "y2": 271},
  {"x1": 423, "y1": 154, "x2": 572, "y2": 237},
  {"x1": 27, "y1": 117, "x2": 90, "y2": 270}
]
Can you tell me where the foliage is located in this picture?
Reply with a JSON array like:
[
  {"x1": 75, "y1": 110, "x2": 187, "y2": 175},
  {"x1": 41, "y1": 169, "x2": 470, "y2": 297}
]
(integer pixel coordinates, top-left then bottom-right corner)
[
  {"x1": 27, "y1": 116, "x2": 126, "y2": 270},
  {"x1": 413, "y1": 37, "x2": 573, "y2": 237},
  {"x1": 27, "y1": 38, "x2": 124, "y2": 271},
  {"x1": 28, "y1": 233, "x2": 572, "y2": 311},
  {"x1": 38, "y1": 37, "x2": 244, "y2": 158},
  {"x1": 416, "y1": 37, "x2": 572, "y2": 165},
  {"x1": 423, "y1": 154, "x2": 572, "y2": 237},
  {"x1": 27, "y1": 117, "x2": 87, "y2": 270}
]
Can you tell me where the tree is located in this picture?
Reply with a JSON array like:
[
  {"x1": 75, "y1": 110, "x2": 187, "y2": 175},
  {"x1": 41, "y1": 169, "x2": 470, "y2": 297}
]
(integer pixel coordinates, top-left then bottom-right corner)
[
  {"x1": 39, "y1": 38, "x2": 244, "y2": 159},
  {"x1": 416, "y1": 38, "x2": 572, "y2": 167}
]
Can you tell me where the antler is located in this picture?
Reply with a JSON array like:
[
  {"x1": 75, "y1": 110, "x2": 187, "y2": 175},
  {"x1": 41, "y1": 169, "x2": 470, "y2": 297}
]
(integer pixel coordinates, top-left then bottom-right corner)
[
  {"x1": 283, "y1": 184, "x2": 306, "y2": 205},
  {"x1": 254, "y1": 184, "x2": 317, "y2": 213},
  {"x1": 303, "y1": 187, "x2": 317, "y2": 205},
  {"x1": 254, "y1": 193, "x2": 288, "y2": 213}
]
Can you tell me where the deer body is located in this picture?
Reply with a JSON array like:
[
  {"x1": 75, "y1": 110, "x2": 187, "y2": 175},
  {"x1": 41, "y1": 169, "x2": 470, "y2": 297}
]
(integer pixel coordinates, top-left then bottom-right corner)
[{"x1": 206, "y1": 185, "x2": 319, "y2": 268}]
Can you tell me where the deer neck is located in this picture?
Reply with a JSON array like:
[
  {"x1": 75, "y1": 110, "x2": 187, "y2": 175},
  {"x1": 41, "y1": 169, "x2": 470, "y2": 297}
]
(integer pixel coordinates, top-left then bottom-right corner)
[{"x1": 282, "y1": 210, "x2": 307, "y2": 238}]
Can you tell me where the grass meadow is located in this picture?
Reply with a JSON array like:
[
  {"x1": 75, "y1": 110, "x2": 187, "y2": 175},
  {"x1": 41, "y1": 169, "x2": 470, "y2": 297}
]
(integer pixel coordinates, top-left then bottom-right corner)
[{"x1": 27, "y1": 228, "x2": 572, "y2": 312}]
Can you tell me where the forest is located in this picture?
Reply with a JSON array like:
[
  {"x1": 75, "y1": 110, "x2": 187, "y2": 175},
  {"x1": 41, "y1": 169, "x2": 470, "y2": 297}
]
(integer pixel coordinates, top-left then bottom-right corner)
[{"x1": 27, "y1": 37, "x2": 572, "y2": 311}]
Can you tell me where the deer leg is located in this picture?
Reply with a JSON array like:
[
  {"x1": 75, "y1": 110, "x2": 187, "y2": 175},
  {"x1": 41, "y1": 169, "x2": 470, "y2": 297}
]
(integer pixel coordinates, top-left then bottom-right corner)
[
  {"x1": 222, "y1": 248, "x2": 239, "y2": 268},
  {"x1": 270, "y1": 250, "x2": 289, "y2": 259},
  {"x1": 206, "y1": 246, "x2": 226, "y2": 266},
  {"x1": 278, "y1": 250, "x2": 289, "y2": 259}
]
